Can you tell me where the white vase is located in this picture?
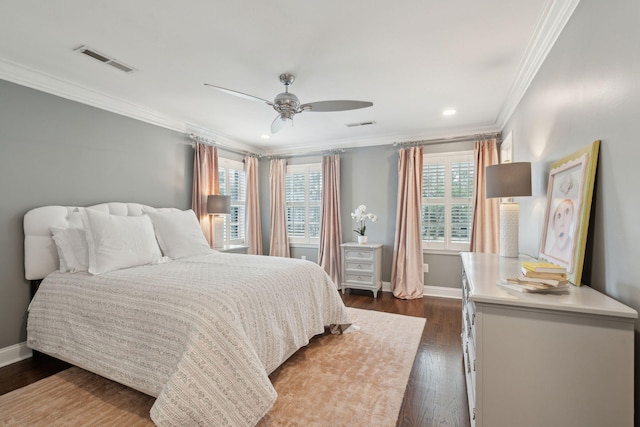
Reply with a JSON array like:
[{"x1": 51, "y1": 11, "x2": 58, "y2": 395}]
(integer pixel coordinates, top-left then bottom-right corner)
[{"x1": 357, "y1": 235, "x2": 368, "y2": 244}]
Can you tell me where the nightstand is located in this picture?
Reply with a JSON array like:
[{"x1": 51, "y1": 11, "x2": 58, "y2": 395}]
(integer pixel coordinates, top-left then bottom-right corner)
[
  {"x1": 217, "y1": 244, "x2": 249, "y2": 254},
  {"x1": 340, "y1": 242, "x2": 383, "y2": 298}
]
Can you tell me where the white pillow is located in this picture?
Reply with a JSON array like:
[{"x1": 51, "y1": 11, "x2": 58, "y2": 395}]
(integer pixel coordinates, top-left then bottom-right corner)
[
  {"x1": 80, "y1": 208, "x2": 163, "y2": 275},
  {"x1": 145, "y1": 209, "x2": 213, "y2": 259},
  {"x1": 50, "y1": 226, "x2": 89, "y2": 273},
  {"x1": 66, "y1": 209, "x2": 83, "y2": 228}
]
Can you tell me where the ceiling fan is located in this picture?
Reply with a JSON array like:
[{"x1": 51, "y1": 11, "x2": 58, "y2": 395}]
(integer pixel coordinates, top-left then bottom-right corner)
[{"x1": 205, "y1": 73, "x2": 373, "y2": 134}]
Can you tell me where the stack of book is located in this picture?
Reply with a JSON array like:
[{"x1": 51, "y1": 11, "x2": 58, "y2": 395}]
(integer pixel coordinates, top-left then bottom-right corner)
[{"x1": 499, "y1": 261, "x2": 569, "y2": 293}]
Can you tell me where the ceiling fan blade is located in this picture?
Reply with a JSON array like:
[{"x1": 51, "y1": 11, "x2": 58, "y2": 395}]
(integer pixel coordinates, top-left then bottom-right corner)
[
  {"x1": 204, "y1": 83, "x2": 273, "y2": 106},
  {"x1": 271, "y1": 115, "x2": 290, "y2": 134},
  {"x1": 300, "y1": 100, "x2": 373, "y2": 112}
]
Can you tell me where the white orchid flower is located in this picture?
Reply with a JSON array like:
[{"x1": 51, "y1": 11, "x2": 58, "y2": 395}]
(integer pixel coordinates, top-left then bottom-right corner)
[{"x1": 350, "y1": 205, "x2": 379, "y2": 236}]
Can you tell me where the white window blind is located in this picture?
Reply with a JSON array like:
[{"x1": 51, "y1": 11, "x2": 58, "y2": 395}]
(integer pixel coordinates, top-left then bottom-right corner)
[
  {"x1": 285, "y1": 164, "x2": 322, "y2": 244},
  {"x1": 422, "y1": 151, "x2": 474, "y2": 251},
  {"x1": 218, "y1": 158, "x2": 246, "y2": 245}
]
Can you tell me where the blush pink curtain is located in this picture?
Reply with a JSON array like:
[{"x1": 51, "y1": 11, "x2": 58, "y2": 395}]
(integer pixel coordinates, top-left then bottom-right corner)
[
  {"x1": 192, "y1": 143, "x2": 219, "y2": 246},
  {"x1": 470, "y1": 138, "x2": 500, "y2": 253},
  {"x1": 244, "y1": 155, "x2": 263, "y2": 255},
  {"x1": 269, "y1": 158, "x2": 290, "y2": 257},
  {"x1": 318, "y1": 155, "x2": 342, "y2": 286},
  {"x1": 391, "y1": 146, "x2": 424, "y2": 300}
]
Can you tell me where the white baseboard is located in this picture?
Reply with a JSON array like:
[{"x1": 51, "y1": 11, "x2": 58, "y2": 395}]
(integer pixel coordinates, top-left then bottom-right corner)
[
  {"x1": 423, "y1": 285, "x2": 462, "y2": 299},
  {"x1": 382, "y1": 281, "x2": 392, "y2": 293},
  {"x1": 0, "y1": 342, "x2": 33, "y2": 368},
  {"x1": 381, "y1": 281, "x2": 461, "y2": 299}
]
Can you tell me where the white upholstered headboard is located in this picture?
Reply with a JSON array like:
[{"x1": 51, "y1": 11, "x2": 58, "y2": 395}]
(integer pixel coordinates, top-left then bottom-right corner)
[{"x1": 24, "y1": 202, "x2": 178, "y2": 280}]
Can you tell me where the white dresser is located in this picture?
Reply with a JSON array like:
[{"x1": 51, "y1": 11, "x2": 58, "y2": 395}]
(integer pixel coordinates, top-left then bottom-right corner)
[
  {"x1": 461, "y1": 252, "x2": 637, "y2": 427},
  {"x1": 340, "y1": 242, "x2": 383, "y2": 298}
]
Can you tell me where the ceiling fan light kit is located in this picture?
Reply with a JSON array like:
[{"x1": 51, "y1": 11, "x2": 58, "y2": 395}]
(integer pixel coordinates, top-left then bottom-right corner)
[{"x1": 205, "y1": 73, "x2": 373, "y2": 134}]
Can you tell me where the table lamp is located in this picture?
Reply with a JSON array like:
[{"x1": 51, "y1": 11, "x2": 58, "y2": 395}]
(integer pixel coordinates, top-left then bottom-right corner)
[
  {"x1": 485, "y1": 162, "x2": 532, "y2": 257},
  {"x1": 207, "y1": 194, "x2": 231, "y2": 248}
]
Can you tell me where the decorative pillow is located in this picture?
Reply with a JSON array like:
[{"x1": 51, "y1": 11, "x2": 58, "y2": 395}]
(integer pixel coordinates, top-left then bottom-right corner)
[
  {"x1": 66, "y1": 209, "x2": 84, "y2": 228},
  {"x1": 80, "y1": 208, "x2": 163, "y2": 275},
  {"x1": 145, "y1": 209, "x2": 213, "y2": 259},
  {"x1": 50, "y1": 226, "x2": 89, "y2": 273}
]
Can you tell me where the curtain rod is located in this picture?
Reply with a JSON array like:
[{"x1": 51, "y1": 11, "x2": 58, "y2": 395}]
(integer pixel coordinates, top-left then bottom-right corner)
[
  {"x1": 393, "y1": 132, "x2": 501, "y2": 147},
  {"x1": 187, "y1": 133, "x2": 261, "y2": 158}
]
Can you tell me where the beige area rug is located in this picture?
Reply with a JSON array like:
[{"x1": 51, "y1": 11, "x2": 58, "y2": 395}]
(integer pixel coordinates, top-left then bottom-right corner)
[{"x1": 0, "y1": 308, "x2": 425, "y2": 426}]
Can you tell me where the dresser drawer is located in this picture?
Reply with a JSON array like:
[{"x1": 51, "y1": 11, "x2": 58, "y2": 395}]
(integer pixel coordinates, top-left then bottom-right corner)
[
  {"x1": 462, "y1": 272, "x2": 471, "y2": 299},
  {"x1": 464, "y1": 303, "x2": 476, "y2": 342},
  {"x1": 464, "y1": 339, "x2": 477, "y2": 385},
  {"x1": 344, "y1": 272, "x2": 375, "y2": 285},
  {"x1": 462, "y1": 311, "x2": 476, "y2": 342},
  {"x1": 344, "y1": 248, "x2": 374, "y2": 261},
  {"x1": 345, "y1": 260, "x2": 374, "y2": 272}
]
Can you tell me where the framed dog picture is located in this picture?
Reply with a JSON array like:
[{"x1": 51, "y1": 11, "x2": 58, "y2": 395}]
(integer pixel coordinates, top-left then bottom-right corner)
[{"x1": 539, "y1": 140, "x2": 600, "y2": 286}]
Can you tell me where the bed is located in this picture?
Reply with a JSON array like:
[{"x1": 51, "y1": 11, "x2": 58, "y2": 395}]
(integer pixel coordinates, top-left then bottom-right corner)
[{"x1": 24, "y1": 202, "x2": 351, "y2": 426}]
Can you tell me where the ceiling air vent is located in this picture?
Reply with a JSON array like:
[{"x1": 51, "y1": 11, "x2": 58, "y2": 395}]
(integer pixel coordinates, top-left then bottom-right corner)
[
  {"x1": 74, "y1": 45, "x2": 137, "y2": 73},
  {"x1": 346, "y1": 121, "x2": 376, "y2": 128}
]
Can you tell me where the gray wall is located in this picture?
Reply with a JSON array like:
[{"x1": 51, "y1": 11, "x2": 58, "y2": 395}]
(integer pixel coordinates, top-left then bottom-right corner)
[
  {"x1": 0, "y1": 68, "x2": 476, "y2": 353},
  {"x1": 0, "y1": 80, "x2": 193, "y2": 349},
  {"x1": 257, "y1": 143, "x2": 470, "y2": 288},
  {"x1": 501, "y1": 0, "x2": 640, "y2": 415}
]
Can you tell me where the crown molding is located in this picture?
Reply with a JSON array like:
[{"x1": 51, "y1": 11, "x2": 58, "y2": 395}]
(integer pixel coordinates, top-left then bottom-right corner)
[
  {"x1": 496, "y1": 0, "x2": 581, "y2": 129},
  {"x1": 1, "y1": 57, "x2": 484, "y2": 156},
  {"x1": 263, "y1": 123, "x2": 500, "y2": 156},
  {"x1": 184, "y1": 124, "x2": 264, "y2": 154},
  {"x1": 0, "y1": 57, "x2": 261, "y2": 153},
  {"x1": 0, "y1": 58, "x2": 192, "y2": 133},
  {"x1": 1, "y1": 0, "x2": 578, "y2": 156}
]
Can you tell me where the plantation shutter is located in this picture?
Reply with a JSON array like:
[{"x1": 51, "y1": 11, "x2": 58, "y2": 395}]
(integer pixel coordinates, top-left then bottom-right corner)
[
  {"x1": 218, "y1": 158, "x2": 246, "y2": 244},
  {"x1": 422, "y1": 152, "x2": 474, "y2": 251},
  {"x1": 285, "y1": 164, "x2": 322, "y2": 244}
]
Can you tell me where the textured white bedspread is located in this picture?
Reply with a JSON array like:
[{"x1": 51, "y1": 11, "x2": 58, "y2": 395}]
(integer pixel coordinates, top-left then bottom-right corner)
[{"x1": 27, "y1": 252, "x2": 351, "y2": 426}]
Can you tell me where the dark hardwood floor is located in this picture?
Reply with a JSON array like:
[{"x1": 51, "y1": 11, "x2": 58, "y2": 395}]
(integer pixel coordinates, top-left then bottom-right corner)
[
  {"x1": 0, "y1": 291, "x2": 470, "y2": 427},
  {"x1": 344, "y1": 291, "x2": 470, "y2": 427}
]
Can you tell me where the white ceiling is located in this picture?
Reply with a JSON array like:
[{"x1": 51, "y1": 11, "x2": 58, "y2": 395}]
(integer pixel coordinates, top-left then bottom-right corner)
[{"x1": 0, "y1": 0, "x2": 579, "y2": 154}]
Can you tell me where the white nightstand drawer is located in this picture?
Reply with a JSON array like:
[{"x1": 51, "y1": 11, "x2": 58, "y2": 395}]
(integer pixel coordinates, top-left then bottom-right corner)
[
  {"x1": 344, "y1": 249, "x2": 374, "y2": 261},
  {"x1": 345, "y1": 272, "x2": 374, "y2": 285},
  {"x1": 345, "y1": 260, "x2": 374, "y2": 272},
  {"x1": 341, "y1": 242, "x2": 383, "y2": 298}
]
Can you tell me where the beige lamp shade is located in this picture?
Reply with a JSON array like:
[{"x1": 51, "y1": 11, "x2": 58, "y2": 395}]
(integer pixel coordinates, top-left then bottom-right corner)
[
  {"x1": 485, "y1": 162, "x2": 532, "y2": 198},
  {"x1": 207, "y1": 195, "x2": 230, "y2": 249},
  {"x1": 207, "y1": 195, "x2": 231, "y2": 215},
  {"x1": 485, "y1": 162, "x2": 532, "y2": 258}
]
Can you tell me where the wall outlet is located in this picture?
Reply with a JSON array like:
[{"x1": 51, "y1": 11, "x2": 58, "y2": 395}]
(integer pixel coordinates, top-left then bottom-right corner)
[
  {"x1": 301, "y1": 256, "x2": 307, "y2": 260},
  {"x1": 423, "y1": 263, "x2": 429, "y2": 273}
]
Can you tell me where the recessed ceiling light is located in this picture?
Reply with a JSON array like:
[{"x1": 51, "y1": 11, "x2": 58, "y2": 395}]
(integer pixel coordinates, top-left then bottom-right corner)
[
  {"x1": 442, "y1": 109, "x2": 457, "y2": 116},
  {"x1": 260, "y1": 134, "x2": 270, "y2": 139}
]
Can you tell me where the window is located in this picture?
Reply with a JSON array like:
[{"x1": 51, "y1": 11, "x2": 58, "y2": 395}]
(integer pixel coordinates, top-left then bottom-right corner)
[
  {"x1": 285, "y1": 164, "x2": 322, "y2": 244},
  {"x1": 422, "y1": 151, "x2": 474, "y2": 251},
  {"x1": 218, "y1": 158, "x2": 246, "y2": 245}
]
